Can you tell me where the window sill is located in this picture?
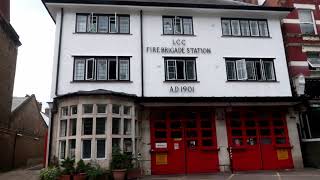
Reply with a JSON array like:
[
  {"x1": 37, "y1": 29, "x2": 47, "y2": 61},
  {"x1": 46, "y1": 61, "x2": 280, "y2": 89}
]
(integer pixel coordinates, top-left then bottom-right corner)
[
  {"x1": 161, "y1": 34, "x2": 196, "y2": 37},
  {"x1": 73, "y1": 32, "x2": 132, "y2": 35},
  {"x1": 71, "y1": 80, "x2": 133, "y2": 83},
  {"x1": 221, "y1": 35, "x2": 271, "y2": 39},
  {"x1": 164, "y1": 80, "x2": 199, "y2": 83},
  {"x1": 226, "y1": 80, "x2": 279, "y2": 83}
]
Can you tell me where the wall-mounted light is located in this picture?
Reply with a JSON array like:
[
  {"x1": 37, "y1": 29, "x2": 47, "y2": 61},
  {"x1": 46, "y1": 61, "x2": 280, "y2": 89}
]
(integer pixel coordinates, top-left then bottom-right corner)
[
  {"x1": 17, "y1": 133, "x2": 23, "y2": 137},
  {"x1": 34, "y1": 137, "x2": 39, "y2": 141}
]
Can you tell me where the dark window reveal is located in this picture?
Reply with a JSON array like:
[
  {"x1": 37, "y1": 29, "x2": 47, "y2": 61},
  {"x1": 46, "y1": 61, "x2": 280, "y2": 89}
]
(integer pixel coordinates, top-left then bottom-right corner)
[
  {"x1": 74, "y1": 57, "x2": 130, "y2": 81},
  {"x1": 163, "y1": 16, "x2": 193, "y2": 35},
  {"x1": 221, "y1": 18, "x2": 269, "y2": 37},
  {"x1": 225, "y1": 58, "x2": 276, "y2": 81},
  {"x1": 165, "y1": 58, "x2": 197, "y2": 81},
  {"x1": 76, "y1": 14, "x2": 130, "y2": 34},
  {"x1": 82, "y1": 140, "x2": 91, "y2": 159}
]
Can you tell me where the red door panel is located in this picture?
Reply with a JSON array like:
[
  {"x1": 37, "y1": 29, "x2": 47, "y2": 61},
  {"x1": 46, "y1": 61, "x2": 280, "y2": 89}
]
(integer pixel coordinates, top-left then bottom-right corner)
[
  {"x1": 151, "y1": 111, "x2": 219, "y2": 175},
  {"x1": 227, "y1": 110, "x2": 294, "y2": 171}
]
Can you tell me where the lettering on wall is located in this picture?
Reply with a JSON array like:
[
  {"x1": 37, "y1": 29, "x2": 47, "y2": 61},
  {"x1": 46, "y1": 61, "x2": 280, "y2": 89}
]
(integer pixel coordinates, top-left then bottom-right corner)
[
  {"x1": 170, "y1": 86, "x2": 195, "y2": 93},
  {"x1": 146, "y1": 39, "x2": 212, "y2": 55}
]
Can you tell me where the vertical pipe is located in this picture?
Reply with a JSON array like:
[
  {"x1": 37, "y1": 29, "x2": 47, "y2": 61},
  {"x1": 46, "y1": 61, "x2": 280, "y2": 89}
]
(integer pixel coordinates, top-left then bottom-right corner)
[
  {"x1": 55, "y1": 8, "x2": 64, "y2": 96},
  {"x1": 140, "y1": 10, "x2": 144, "y2": 97}
]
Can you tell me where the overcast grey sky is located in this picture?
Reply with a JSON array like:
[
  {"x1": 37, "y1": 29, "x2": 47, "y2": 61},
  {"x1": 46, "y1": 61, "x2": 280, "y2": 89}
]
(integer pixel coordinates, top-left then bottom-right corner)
[{"x1": 11, "y1": 0, "x2": 55, "y2": 110}]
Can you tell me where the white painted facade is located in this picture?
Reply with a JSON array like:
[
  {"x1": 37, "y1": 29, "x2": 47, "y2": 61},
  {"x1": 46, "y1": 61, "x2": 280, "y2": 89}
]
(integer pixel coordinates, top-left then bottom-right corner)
[{"x1": 48, "y1": 4, "x2": 292, "y2": 98}]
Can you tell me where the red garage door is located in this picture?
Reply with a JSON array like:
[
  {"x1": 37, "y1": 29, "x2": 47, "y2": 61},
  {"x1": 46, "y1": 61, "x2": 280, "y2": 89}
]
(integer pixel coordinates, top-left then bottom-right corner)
[
  {"x1": 227, "y1": 111, "x2": 294, "y2": 171},
  {"x1": 150, "y1": 111, "x2": 219, "y2": 175}
]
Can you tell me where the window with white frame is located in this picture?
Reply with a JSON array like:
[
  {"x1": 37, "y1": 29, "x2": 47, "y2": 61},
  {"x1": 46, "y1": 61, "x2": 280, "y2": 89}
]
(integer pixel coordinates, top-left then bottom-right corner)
[
  {"x1": 96, "y1": 139, "x2": 106, "y2": 158},
  {"x1": 82, "y1": 139, "x2": 92, "y2": 159},
  {"x1": 298, "y1": 9, "x2": 316, "y2": 35},
  {"x1": 76, "y1": 14, "x2": 130, "y2": 34},
  {"x1": 71, "y1": 105, "x2": 77, "y2": 115},
  {"x1": 97, "y1": 104, "x2": 107, "y2": 114},
  {"x1": 96, "y1": 118, "x2": 106, "y2": 135},
  {"x1": 221, "y1": 18, "x2": 269, "y2": 37},
  {"x1": 163, "y1": 16, "x2": 193, "y2": 35},
  {"x1": 225, "y1": 58, "x2": 276, "y2": 81},
  {"x1": 59, "y1": 140, "x2": 66, "y2": 159},
  {"x1": 83, "y1": 104, "x2": 93, "y2": 114},
  {"x1": 68, "y1": 139, "x2": 76, "y2": 159},
  {"x1": 61, "y1": 107, "x2": 68, "y2": 117},
  {"x1": 73, "y1": 57, "x2": 130, "y2": 81},
  {"x1": 307, "y1": 52, "x2": 320, "y2": 70},
  {"x1": 69, "y1": 118, "x2": 77, "y2": 136},
  {"x1": 165, "y1": 58, "x2": 197, "y2": 81},
  {"x1": 60, "y1": 120, "x2": 67, "y2": 137},
  {"x1": 83, "y1": 118, "x2": 93, "y2": 135}
]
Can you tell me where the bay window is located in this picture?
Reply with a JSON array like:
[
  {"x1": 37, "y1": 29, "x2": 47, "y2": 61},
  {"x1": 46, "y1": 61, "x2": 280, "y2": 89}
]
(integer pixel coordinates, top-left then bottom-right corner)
[
  {"x1": 163, "y1": 16, "x2": 193, "y2": 35},
  {"x1": 222, "y1": 18, "x2": 269, "y2": 37},
  {"x1": 76, "y1": 14, "x2": 130, "y2": 34},
  {"x1": 165, "y1": 58, "x2": 197, "y2": 81},
  {"x1": 298, "y1": 9, "x2": 316, "y2": 35},
  {"x1": 73, "y1": 57, "x2": 130, "y2": 81},
  {"x1": 225, "y1": 58, "x2": 276, "y2": 81}
]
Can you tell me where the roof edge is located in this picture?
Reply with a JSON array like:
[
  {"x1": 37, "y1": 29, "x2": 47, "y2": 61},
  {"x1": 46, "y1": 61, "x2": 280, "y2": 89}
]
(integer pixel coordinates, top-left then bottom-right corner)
[{"x1": 42, "y1": 0, "x2": 293, "y2": 19}]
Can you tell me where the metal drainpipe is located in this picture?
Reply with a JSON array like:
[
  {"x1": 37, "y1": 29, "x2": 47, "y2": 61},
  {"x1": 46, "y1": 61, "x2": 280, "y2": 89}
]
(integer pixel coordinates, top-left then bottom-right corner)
[
  {"x1": 55, "y1": 8, "x2": 64, "y2": 96},
  {"x1": 140, "y1": 10, "x2": 144, "y2": 97}
]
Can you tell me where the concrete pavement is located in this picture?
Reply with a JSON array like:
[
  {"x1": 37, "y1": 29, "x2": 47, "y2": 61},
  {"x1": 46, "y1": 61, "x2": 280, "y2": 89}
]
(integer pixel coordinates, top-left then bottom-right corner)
[{"x1": 142, "y1": 169, "x2": 320, "y2": 180}]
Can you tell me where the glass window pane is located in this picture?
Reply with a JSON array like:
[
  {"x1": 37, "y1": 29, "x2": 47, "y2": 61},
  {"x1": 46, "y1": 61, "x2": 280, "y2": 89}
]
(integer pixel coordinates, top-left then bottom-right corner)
[
  {"x1": 231, "y1": 20, "x2": 241, "y2": 36},
  {"x1": 255, "y1": 61, "x2": 264, "y2": 80},
  {"x1": 124, "y1": 138, "x2": 132, "y2": 153},
  {"x1": 112, "y1": 138, "x2": 120, "y2": 151},
  {"x1": 221, "y1": 19, "x2": 231, "y2": 36},
  {"x1": 108, "y1": 59, "x2": 117, "y2": 80},
  {"x1": 61, "y1": 107, "x2": 68, "y2": 117},
  {"x1": 300, "y1": 24, "x2": 315, "y2": 34},
  {"x1": 226, "y1": 61, "x2": 236, "y2": 80},
  {"x1": 123, "y1": 106, "x2": 131, "y2": 115},
  {"x1": 258, "y1": 21, "x2": 269, "y2": 37},
  {"x1": 76, "y1": 15, "x2": 87, "y2": 32},
  {"x1": 163, "y1": 17, "x2": 173, "y2": 34},
  {"x1": 307, "y1": 109, "x2": 320, "y2": 138},
  {"x1": 86, "y1": 59, "x2": 95, "y2": 80},
  {"x1": 71, "y1": 105, "x2": 77, "y2": 115},
  {"x1": 110, "y1": 16, "x2": 117, "y2": 33},
  {"x1": 83, "y1": 118, "x2": 93, "y2": 135},
  {"x1": 97, "y1": 139, "x2": 106, "y2": 158},
  {"x1": 112, "y1": 118, "x2": 121, "y2": 134},
  {"x1": 59, "y1": 140, "x2": 66, "y2": 159},
  {"x1": 119, "y1": 16, "x2": 129, "y2": 33},
  {"x1": 60, "y1": 120, "x2": 67, "y2": 137},
  {"x1": 83, "y1": 104, "x2": 93, "y2": 114},
  {"x1": 96, "y1": 118, "x2": 106, "y2": 135},
  {"x1": 74, "y1": 59, "x2": 85, "y2": 80},
  {"x1": 231, "y1": 112, "x2": 241, "y2": 127},
  {"x1": 98, "y1": 16, "x2": 108, "y2": 32},
  {"x1": 87, "y1": 15, "x2": 97, "y2": 32},
  {"x1": 246, "y1": 61, "x2": 256, "y2": 80},
  {"x1": 119, "y1": 59, "x2": 129, "y2": 80},
  {"x1": 263, "y1": 61, "x2": 275, "y2": 80},
  {"x1": 112, "y1": 104, "x2": 120, "y2": 114},
  {"x1": 68, "y1": 139, "x2": 76, "y2": 159},
  {"x1": 240, "y1": 20, "x2": 250, "y2": 36},
  {"x1": 250, "y1": 20, "x2": 259, "y2": 36},
  {"x1": 186, "y1": 60, "x2": 196, "y2": 80},
  {"x1": 174, "y1": 17, "x2": 182, "y2": 34},
  {"x1": 176, "y1": 61, "x2": 185, "y2": 80},
  {"x1": 69, "y1": 119, "x2": 77, "y2": 136},
  {"x1": 97, "y1": 104, "x2": 107, "y2": 114},
  {"x1": 124, "y1": 119, "x2": 132, "y2": 135},
  {"x1": 298, "y1": 10, "x2": 313, "y2": 23},
  {"x1": 167, "y1": 60, "x2": 176, "y2": 80},
  {"x1": 97, "y1": 59, "x2": 107, "y2": 80},
  {"x1": 183, "y1": 18, "x2": 193, "y2": 35},
  {"x1": 82, "y1": 140, "x2": 91, "y2": 159}
]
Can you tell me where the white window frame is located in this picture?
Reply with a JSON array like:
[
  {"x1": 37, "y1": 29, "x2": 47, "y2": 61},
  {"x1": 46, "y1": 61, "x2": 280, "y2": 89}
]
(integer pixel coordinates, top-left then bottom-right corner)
[
  {"x1": 174, "y1": 17, "x2": 183, "y2": 34},
  {"x1": 298, "y1": 9, "x2": 317, "y2": 35},
  {"x1": 96, "y1": 59, "x2": 108, "y2": 80},
  {"x1": 86, "y1": 58, "x2": 95, "y2": 80},
  {"x1": 166, "y1": 59, "x2": 196, "y2": 81},
  {"x1": 119, "y1": 59, "x2": 130, "y2": 80},
  {"x1": 221, "y1": 19, "x2": 232, "y2": 36},
  {"x1": 166, "y1": 60, "x2": 177, "y2": 80},
  {"x1": 249, "y1": 20, "x2": 260, "y2": 37},
  {"x1": 96, "y1": 139, "x2": 107, "y2": 159},
  {"x1": 81, "y1": 139, "x2": 92, "y2": 160},
  {"x1": 59, "y1": 140, "x2": 66, "y2": 160},
  {"x1": 87, "y1": 14, "x2": 98, "y2": 33},
  {"x1": 246, "y1": 61, "x2": 256, "y2": 80},
  {"x1": 109, "y1": 15, "x2": 118, "y2": 33},
  {"x1": 231, "y1": 20, "x2": 241, "y2": 36},
  {"x1": 263, "y1": 60, "x2": 275, "y2": 80},
  {"x1": 236, "y1": 59, "x2": 248, "y2": 80}
]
